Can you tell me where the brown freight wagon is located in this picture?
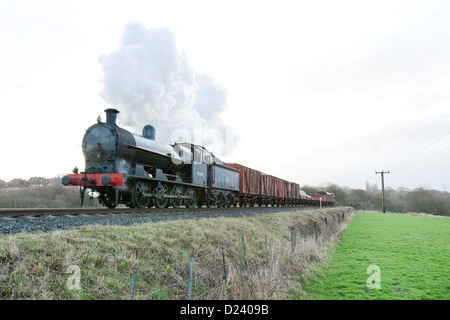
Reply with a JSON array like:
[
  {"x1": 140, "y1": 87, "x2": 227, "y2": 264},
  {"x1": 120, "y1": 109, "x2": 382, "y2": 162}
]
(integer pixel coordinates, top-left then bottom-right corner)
[
  {"x1": 260, "y1": 173, "x2": 276, "y2": 206},
  {"x1": 291, "y1": 182, "x2": 300, "y2": 205},
  {"x1": 285, "y1": 181, "x2": 295, "y2": 205},
  {"x1": 276, "y1": 178, "x2": 293, "y2": 206},
  {"x1": 227, "y1": 163, "x2": 261, "y2": 206},
  {"x1": 226, "y1": 163, "x2": 305, "y2": 207},
  {"x1": 274, "y1": 177, "x2": 286, "y2": 198}
]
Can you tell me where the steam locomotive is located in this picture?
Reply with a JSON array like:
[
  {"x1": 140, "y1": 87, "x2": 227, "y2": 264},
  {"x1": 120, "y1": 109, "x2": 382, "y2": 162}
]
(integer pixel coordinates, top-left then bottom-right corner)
[{"x1": 62, "y1": 109, "x2": 334, "y2": 208}]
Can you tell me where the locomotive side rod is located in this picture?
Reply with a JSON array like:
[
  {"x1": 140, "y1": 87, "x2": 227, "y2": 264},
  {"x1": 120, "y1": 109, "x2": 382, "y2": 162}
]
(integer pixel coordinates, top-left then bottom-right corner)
[{"x1": 142, "y1": 193, "x2": 193, "y2": 199}]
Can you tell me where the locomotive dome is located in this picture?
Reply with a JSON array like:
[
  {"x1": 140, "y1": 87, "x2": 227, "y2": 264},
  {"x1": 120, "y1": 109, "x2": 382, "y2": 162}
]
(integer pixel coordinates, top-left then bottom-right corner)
[{"x1": 142, "y1": 125, "x2": 156, "y2": 140}]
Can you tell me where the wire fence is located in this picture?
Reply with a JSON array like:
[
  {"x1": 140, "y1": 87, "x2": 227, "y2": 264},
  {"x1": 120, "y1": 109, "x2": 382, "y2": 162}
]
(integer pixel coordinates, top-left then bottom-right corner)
[
  {"x1": 115, "y1": 212, "x2": 349, "y2": 300},
  {"x1": 1, "y1": 209, "x2": 352, "y2": 300}
]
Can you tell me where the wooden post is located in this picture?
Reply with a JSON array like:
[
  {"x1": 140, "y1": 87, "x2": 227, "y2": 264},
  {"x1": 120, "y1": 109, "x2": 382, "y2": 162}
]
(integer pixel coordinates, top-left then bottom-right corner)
[
  {"x1": 238, "y1": 230, "x2": 248, "y2": 277},
  {"x1": 290, "y1": 228, "x2": 296, "y2": 252}
]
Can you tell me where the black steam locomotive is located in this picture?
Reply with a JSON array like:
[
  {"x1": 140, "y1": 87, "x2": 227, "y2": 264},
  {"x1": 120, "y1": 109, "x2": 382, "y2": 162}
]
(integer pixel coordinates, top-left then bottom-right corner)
[{"x1": 62, "y1": 109, "x2": 240, "y2": 209}]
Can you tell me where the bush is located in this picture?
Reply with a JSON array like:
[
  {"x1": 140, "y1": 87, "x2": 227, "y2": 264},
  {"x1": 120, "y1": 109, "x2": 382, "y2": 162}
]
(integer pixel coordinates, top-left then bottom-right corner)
[
  {"x1": 0, "y1": 185, "x2": 101, "y2": 208},
  {"x1": 303, "y1": 183, "x2": 449, "y2": 216}
]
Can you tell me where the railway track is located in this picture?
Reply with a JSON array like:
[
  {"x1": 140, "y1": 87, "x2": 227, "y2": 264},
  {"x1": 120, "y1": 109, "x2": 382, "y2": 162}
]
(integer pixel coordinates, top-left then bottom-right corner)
[
  {"x1": 0, "y1": 206, "x2": 324, "y2": 234},
  {"x1": 0, "y1": 205, "x2": 321, "y2": 219},
  {"x1": 0, "y1": 207, "x2": 113, "y2": 218}
]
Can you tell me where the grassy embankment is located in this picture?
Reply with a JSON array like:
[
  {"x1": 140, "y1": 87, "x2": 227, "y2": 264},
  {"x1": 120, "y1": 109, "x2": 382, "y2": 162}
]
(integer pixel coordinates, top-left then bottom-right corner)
[
  {"x1": 294, "y1": 212, "x2": 450, "y2": 300},
  {"x1": 0, "y1": 207, "x2": 353, "y2": 300}
]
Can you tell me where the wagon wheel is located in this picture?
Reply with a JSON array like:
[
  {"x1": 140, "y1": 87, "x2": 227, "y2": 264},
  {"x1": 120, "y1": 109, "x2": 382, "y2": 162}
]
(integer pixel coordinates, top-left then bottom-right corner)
[
  {"x1": 227, "y1": 193, "x2": 237, "y2": 207},
  {"x1": 206, "y1": 192, "x2": 217, "y2": 208},
  {"x1": 132, "y1": 180, "x2": 151, "y2": 209},
  {"x1": 184, "y1": 187, "x2": 197, "y2": 209},
  {"x1": 99, "y1": 190, "x2": 118, "y2": 209},
  {"x1": 224, "y1": 193, "x2": 232, "y2": 208},
  {"x1": 154, "y1": 183, "x2": 169, "y2": 208},
  {"x1": 216, "y1": 194, "x2": 222, "y2": 208},
  {"x1": 223, "y1": 193, "x2": 230, "y2": 207},
  {"x1": 256, "y1": 198, "x2": 262, "y2": 207},
  {"x1": 169, "y1": 185, "x2": 183, "y2": 208}
]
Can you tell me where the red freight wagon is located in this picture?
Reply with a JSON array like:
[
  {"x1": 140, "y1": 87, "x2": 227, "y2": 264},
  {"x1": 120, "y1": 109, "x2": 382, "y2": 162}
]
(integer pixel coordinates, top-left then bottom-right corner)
[
  {"x1": 274, "y1": 177, "x2": 287, "y2": 198},
  {"x1": 300, "y1": 190, "x2": 311, "y2": 200},
  {"x1": 312, "y1": 194, "x2": 322, "y2": 204},
  {"x1": 316, "y1": 191, "x2": 335, "y2": 205},
  {"x1": 316, "y1": 194, "x2": 326, "y2": 203},
  {"x1": 227, "y1": 163, "x2": 261, "y2": 195},
  {"x1": 291, "y1": 183, "x2": 300, "y2": 200},
  {"x1": 260, "y1": 174, "x2": 276, "y2": 197},
  {"x1": 285, "y1": 181, "x2": 291, "y2": 199}
]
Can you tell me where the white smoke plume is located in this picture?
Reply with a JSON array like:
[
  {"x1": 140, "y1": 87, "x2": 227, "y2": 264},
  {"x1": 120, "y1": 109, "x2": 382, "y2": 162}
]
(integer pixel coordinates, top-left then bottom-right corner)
[{"x1": 98, "y1": 21, "x2": 236, "y2": 158}]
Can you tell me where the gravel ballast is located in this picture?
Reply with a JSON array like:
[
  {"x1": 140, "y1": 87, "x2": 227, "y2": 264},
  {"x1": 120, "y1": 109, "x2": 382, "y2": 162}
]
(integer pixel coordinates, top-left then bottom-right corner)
[{"x1": 0, "y1": 207, "x2": 320, "y2": 234}]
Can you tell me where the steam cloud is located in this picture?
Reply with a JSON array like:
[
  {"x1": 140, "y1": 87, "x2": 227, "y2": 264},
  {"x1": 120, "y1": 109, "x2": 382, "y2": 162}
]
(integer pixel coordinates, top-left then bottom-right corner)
[{"x1": 99, "y1": 21, "x2": 236, "y2": 158}]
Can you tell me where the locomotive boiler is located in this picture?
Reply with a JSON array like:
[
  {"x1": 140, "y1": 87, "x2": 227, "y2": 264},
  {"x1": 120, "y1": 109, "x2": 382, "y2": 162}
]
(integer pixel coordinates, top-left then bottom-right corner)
[{"x1": 62, "y1": 109, "x2": 240, "y2": 209}]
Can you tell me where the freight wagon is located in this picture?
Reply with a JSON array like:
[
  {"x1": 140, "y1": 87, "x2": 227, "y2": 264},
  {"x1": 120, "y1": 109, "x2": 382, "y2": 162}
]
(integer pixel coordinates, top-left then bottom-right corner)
[{"x1": 227, "y1": 163, "x2": 334, "y2": 207}]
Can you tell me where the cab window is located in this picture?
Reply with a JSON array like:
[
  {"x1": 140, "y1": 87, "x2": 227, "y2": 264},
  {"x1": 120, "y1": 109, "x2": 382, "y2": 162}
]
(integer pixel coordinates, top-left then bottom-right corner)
[{"x1": 194, "y1": 147, "x2": 202, "y2": 163}]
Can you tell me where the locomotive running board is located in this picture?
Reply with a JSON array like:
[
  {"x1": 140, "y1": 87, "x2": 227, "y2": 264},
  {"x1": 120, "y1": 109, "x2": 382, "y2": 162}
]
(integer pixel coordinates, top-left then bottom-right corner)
[{"x1": 126, "y1": 175, "x2": 200, "y2": 188}]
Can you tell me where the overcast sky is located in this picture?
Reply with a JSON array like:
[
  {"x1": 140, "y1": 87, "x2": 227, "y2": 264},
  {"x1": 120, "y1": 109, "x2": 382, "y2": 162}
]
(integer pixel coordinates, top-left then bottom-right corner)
[{"x1": 1, "y1": 0, "x2": 449, "y2": 191}]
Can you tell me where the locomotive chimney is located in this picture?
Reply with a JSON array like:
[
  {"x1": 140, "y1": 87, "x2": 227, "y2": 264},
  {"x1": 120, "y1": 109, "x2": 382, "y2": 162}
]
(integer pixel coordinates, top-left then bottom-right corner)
[
  {"x1": 142, "y1": 124, "x2": 156, "y2": 140},
  {"x1": 104, "y1": 108, "x2": 119, "y2": 125}
]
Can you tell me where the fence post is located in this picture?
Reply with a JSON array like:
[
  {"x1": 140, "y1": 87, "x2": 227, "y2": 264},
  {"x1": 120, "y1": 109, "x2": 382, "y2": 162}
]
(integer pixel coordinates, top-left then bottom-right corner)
[
  {"x1": 189, "y1": 257, "x2": 194, "y2": 300},
  {"x1": 238, "y1": 230, "x2": 248, "y2": 277},
  {"x1": 129, "y1": 269, "x2": 138, "y2": 300},
  {"x1": 265, "y1": 235, "x2": 268, "y2": 269},
  {"x1": 222, "y1": 246, "x2": 227, "y2": 281},
  {"x1": 290, "y1": 228, "x2": 296, "y2": 252}
]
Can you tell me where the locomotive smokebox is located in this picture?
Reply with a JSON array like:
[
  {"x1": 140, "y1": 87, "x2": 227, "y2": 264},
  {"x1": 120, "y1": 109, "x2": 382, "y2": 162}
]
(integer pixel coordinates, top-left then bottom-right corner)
[
  {"x1": 142, "y1": 124, "x2": 156, "y2": 140},
  {"x1": 105, "y1": 108, "x2": 119, "y2": 125}
]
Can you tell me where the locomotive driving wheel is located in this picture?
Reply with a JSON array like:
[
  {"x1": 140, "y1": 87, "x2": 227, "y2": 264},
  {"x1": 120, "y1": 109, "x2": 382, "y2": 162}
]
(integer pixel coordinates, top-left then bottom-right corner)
[
  {"x1": 155, "y1": 183, "x2": 169, "y2": 208},
  {"x1": 132, "y1": 180, "x2": 151, "y2": 209},
  {"x1": 184, "y1": 187, "x2": 197, "y2": 209},
  {"x1": 169, "y1": 185, "x2": 183, "y2": 208}
]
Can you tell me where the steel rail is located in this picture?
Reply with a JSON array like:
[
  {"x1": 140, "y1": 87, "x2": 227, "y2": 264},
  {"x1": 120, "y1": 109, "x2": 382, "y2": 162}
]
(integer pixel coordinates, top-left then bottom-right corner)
[{"x1": 0, "y1": 205, "x2": 320, "y2": 218}]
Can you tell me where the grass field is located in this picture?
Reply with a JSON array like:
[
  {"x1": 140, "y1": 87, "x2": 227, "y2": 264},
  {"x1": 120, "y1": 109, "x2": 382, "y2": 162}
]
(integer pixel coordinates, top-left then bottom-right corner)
[{"x1": 295, "y1": 212, "x2": 450, "y2": 300}]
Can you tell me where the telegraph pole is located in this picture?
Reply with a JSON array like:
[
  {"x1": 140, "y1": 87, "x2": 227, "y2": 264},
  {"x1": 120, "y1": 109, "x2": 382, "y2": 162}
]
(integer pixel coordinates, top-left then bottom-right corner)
[{"x1": 375, "y1": 170, "x2": 390, "y2": 213}]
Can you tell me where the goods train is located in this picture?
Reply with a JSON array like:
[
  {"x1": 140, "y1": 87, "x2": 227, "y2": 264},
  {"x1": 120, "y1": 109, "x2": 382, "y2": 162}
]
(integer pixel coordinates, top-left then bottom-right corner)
[{"x1": 62, "y1": 109, "x2": 335, "y2": 209}]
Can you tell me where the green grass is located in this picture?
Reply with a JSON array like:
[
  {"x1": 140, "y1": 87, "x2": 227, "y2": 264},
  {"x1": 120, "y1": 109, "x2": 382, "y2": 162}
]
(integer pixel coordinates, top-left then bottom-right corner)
[{"x1": 296, "y1": 212, "x2": 450, "y2": 300}]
